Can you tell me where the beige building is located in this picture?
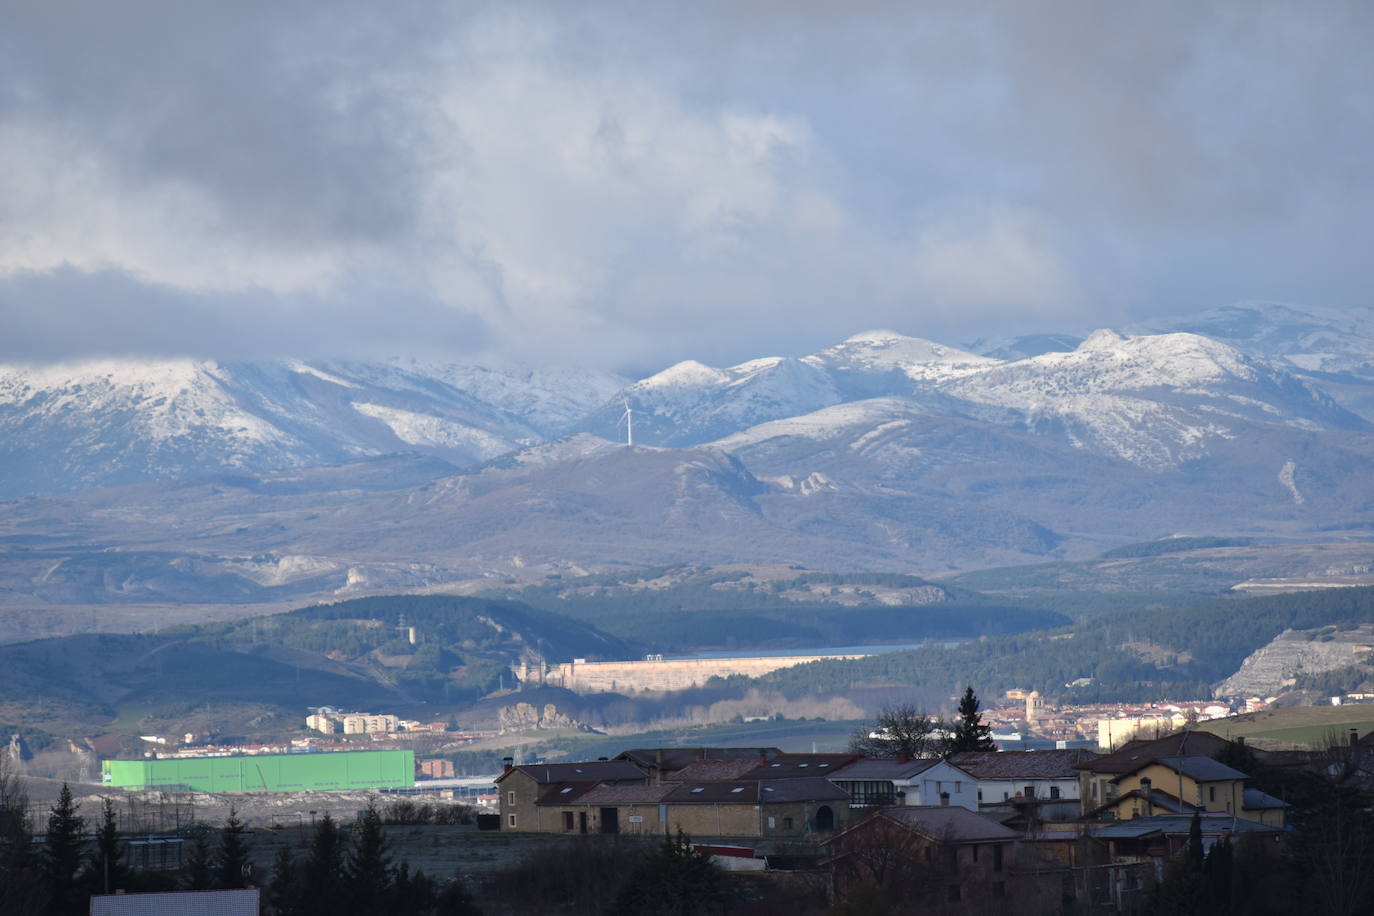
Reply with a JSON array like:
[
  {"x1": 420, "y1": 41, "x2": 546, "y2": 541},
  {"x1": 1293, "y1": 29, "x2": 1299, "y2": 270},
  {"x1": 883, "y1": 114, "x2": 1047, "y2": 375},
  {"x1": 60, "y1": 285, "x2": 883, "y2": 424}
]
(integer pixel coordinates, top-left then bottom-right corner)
[{"x1": 342, "y1": 714, "x2": 399, "y2": 735}]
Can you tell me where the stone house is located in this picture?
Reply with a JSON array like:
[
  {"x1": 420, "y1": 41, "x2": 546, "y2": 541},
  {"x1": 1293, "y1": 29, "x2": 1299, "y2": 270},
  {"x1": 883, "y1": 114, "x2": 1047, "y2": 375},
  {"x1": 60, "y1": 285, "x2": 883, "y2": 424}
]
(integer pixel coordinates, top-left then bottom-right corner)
[
  {"x1": 495, "y1": 759, "x2": 648, "y2": 832},
  {"x1": 536, "y1": 777, "x2": 850, "y2": 839}
]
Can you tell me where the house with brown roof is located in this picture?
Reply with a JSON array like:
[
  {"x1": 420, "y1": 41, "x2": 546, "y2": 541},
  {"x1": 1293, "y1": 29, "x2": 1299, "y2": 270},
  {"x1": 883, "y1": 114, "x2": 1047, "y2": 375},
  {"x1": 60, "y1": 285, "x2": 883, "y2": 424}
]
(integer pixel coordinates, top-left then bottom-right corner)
[
  {"x1": 533, "y1": 776, "x2": 851, "y2": 838},
  {"x1": 615, "y1": 747, "x2": 782, "y2": 783},
  {"x1": 494, "y1": 758, "x2": 648, "y2": 832},
  {"x1": 950, "y1": 748, "x2": 1097, "y2": 806}
]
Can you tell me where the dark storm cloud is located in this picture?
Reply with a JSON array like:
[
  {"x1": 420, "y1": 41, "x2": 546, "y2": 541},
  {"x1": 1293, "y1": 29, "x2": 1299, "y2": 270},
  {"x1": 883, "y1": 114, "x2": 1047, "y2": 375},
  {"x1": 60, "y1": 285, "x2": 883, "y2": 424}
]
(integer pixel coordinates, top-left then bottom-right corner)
[{"x1": 1, "y1": 1, "x2": 1370, "y2": 370}]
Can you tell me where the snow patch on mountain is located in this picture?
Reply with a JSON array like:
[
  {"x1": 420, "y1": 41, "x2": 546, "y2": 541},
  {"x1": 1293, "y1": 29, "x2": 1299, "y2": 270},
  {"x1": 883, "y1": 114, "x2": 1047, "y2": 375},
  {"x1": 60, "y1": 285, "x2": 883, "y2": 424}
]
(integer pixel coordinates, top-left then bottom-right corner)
[{"x1": 352, "y1": 402, "x2": 516, "y2": 458}]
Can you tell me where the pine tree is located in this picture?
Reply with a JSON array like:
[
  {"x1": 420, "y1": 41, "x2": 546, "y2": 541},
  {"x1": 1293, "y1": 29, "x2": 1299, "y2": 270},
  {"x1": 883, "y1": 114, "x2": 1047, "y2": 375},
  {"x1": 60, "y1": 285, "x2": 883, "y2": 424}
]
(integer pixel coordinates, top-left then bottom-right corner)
[
  {"x1": 44, "y1": 783, "x2": 85, "y2": 915},
  {"x1": 944, "y1": 687, "x2": 995, "y2": 754},
  {"x1": 611, "y1": 831, "x2": 728, "y2": 916},
  {"x1": 215, "y1": 806, "x2": 252, "y2": 889},
  {"x1": 267, "y1": 845, "x2": 300, "y2": 916},
  {"x1": 183, "y1": 827, "x2": 215, "y2": 891},
  {"x1": 299, "y1": 814, "x2": 347, "y2": 916},
  {"x1": 84, "y1": 798, "x2": 128, "y2": 896},
  {"x1": 345, "y1": 801, "x2": 392, "y2": 912},
  {"x1": 0, "y1": 754, "x2": 48, "y2": 916}
]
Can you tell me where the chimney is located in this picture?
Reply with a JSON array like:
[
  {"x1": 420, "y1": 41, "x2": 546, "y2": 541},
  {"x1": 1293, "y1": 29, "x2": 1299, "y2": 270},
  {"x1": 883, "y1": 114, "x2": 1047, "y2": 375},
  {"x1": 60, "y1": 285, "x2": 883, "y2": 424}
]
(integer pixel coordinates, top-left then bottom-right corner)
[
  {"x1": 502, "y1": 756, "x2": 514, "y2": 774},
  {"x1": 1140, "y1": 777, "x2": 1153, "y2": 818},
  {"x1": 940, "y1": 792, "x2": 950, "y2": 806}
]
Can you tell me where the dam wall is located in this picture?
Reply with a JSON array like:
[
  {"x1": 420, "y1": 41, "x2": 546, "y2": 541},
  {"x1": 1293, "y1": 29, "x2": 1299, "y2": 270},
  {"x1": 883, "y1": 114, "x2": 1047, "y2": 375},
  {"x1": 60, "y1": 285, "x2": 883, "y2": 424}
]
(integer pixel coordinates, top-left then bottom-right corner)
[{"x1": 515, "y1": 652, "x2": 872, "y2": 695}]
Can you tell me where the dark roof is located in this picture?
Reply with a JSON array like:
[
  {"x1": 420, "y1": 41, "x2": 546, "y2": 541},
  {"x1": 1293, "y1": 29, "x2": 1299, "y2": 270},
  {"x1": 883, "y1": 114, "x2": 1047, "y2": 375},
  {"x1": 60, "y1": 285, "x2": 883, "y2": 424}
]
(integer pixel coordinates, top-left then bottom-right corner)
[
  {"x1": 564, "y1": 783, "x2": 674, "y2": 806},
  {"x1": 1080, "y1": 731, "x2": 1232, "y2": 774},
  {"x1": 828, "y1": 758, "x2": 947, "y2": 780},
  {"x1": 499, "y1": 760, "x2": 647, "y2": 785},
  {"x1": 1094, "y1": 814, "x2": 1280, "y2": 840},
  {"x1": 663, "y1": 778, "x2": 849, "y2": 805},
  {"x1": 535, "y1": 781, "x2": 602, "y2": 804},
  {"x1": 616, "y1": 748, "x2": 782, "y2": 771},
  {"x1": 1110, "y1": 755, "x2": 1248, "y2": 784},
  {"x1": 1243, "y1": 788, "x2": 1287, "y2": 811},
  {"x1": 1086, "y1": 787, "x2": 1199, "y2": 818},
  {"x1": 739, "y1": 753, "x2": 859, "y2": 779},
  {"x1": 667, "y1": 759, "x2": 761, "y2": 782},
  {"x1": 950, "y1": 748, "x2": 1098, "y2": 779},
  {"x1": 848, "y1": 806, "x2": 1020, "y2": 843}
]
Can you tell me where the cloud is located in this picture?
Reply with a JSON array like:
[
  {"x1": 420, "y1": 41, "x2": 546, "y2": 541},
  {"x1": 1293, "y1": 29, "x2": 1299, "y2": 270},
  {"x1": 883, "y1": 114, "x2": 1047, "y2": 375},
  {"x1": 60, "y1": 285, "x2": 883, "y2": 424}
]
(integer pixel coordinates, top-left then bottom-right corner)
[{"x1": 1, "y1": 1, "x2": 1370, "y2": 370}]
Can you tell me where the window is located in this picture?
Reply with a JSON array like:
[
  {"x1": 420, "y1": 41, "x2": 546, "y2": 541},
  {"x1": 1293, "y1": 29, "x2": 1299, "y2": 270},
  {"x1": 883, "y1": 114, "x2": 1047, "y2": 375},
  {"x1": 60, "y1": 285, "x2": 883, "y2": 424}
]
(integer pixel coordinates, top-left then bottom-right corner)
[
  {"x1": 1024, "y1": 785, "x2": 1035, "y2": 799},
  {"x1": 768, "y1": 816, "x2": 776, "y2": 828},
  {"x1": 507, "y1": 791, "x2": 515, "y2": 805},
  {"x1": 730, "y1": 787, "x2": 745, "y2": 793},
  {"x1": 993, "y1": 844, "x2": 1004, "y2": 873},
  {"x1": 508, "y1": 814, "x2": 517, "y2": 828},
  {"x1": 1209, "y1": 786, "x2": 1216, "y2": 803},
  {"x1": 955, "y1": 781, "x2": 961, "y2": 793},
  {"x1": 977, "y1": 790, "x2": 983, "y2": 801},
  {"x1": 972, "y1": 844, "x2": 980, "y2": 862},
  {"x1": 1050, "y1": 786, "x2": 1061, "y2": 800},
  {"x1": 562, "y1": 812, "x2": 574, "y2": 831},
  {"x1": 783, "y1": 817, "x2": 794, "y2": 830}
]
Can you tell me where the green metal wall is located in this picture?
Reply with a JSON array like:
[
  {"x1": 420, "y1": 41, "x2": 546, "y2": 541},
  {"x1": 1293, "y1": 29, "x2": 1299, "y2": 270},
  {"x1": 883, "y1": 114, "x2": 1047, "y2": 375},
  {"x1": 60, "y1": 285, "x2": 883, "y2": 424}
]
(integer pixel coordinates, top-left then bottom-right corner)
[{"x1": 102, "y1": 750, "x2": 415, "y2": 793}]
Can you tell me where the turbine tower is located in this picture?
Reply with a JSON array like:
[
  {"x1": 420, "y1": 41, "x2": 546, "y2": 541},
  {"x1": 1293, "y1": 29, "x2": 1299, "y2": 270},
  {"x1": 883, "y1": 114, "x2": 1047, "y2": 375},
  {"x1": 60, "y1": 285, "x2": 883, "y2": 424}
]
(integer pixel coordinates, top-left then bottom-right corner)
[{"x1": 617, "y1": 398, "x2": 634, "y2": 447}]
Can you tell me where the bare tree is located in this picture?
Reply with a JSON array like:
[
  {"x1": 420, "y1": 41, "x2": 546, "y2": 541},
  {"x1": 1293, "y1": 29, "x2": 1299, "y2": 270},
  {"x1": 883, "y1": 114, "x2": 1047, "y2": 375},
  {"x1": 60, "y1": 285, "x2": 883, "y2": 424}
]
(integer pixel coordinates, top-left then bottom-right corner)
[{"x1": 848, "y1": 705, "x2": 944, "y2": 759}]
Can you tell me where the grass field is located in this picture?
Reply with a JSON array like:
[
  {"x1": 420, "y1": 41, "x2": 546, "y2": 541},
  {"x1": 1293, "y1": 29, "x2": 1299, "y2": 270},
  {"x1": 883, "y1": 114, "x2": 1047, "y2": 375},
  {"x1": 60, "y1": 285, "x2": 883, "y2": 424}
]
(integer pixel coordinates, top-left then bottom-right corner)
[{"x1": 1205, "y1": 705, "x2": 1374, "y2": 748}]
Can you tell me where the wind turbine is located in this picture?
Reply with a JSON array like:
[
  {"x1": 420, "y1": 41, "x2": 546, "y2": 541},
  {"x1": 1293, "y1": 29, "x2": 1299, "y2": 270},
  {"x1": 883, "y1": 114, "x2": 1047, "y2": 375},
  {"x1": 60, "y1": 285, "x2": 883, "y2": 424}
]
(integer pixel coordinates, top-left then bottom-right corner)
[{"x1": 616, "y1": 398, "x2": 634, "y2": 447}]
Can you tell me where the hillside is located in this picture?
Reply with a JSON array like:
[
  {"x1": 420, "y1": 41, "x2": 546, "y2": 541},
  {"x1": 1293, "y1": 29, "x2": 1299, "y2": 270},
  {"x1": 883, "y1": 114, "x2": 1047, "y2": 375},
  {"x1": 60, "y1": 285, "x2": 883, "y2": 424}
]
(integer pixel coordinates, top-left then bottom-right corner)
[
  {"x1": 736, "y1": 586, "x2": 1374, "y2": 705},
  {"x1": 0, "y1": 594, "x2": 630, "y2": 747}
]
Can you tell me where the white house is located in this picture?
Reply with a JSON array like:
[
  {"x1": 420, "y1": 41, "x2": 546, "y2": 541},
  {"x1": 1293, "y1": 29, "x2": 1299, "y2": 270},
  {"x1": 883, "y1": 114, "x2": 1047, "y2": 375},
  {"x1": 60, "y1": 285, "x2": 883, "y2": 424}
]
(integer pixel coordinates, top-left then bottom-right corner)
[
  {"x1": 829, "y1": 758, "x2": 979, "y2": 811},
  {"x1": 949, "y1": 749, "x2": 1097, "y2": 805}
]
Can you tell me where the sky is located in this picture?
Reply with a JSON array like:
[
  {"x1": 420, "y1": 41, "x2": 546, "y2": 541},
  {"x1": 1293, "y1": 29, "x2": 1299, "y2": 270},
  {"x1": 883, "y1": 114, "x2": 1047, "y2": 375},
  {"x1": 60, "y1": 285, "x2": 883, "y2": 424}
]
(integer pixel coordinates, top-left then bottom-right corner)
[{"x1": 1, "y1": 1, "x2": 1371, "y2": 372}]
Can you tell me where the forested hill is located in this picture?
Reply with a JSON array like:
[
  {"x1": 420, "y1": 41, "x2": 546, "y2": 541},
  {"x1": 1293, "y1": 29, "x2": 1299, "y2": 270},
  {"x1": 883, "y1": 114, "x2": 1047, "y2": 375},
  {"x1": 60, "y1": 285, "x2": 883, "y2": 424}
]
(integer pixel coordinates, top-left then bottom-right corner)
[{"x1": 739, "y1": 586, "x2": 1374, "y2": 703}]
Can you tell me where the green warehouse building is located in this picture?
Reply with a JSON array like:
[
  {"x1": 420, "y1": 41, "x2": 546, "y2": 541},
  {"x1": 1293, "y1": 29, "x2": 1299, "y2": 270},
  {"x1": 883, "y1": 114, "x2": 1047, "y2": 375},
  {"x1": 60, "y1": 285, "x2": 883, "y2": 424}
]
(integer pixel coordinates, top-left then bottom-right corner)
[{"x1": 102, "y1": 749, "x2": 415, "y2": 793}]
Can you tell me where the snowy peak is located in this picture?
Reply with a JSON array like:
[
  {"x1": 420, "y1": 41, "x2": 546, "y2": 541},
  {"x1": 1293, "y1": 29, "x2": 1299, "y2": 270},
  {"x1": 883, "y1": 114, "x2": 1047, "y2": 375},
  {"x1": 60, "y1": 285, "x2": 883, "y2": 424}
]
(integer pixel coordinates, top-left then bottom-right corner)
[
  {"x1": 805, "y1": 329, "x2": 998, "y2": 381},
  {"x1": 0, "y1": 357, "x2": 622, "y2": 497}
]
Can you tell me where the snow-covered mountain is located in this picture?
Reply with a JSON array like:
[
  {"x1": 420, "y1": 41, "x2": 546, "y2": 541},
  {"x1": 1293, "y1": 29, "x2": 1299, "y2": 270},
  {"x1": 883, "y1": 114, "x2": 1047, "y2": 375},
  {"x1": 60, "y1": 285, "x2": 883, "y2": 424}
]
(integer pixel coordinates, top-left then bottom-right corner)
[
  {"x1": 1150, "y1": 302, "x2": 1374, "y2": 379},
  {"x1": 0, "y1": 358, "x2": 624, "y2": 496},
  {"x1": 576, "y1": 331, "x2": 993, "y2": 445}
]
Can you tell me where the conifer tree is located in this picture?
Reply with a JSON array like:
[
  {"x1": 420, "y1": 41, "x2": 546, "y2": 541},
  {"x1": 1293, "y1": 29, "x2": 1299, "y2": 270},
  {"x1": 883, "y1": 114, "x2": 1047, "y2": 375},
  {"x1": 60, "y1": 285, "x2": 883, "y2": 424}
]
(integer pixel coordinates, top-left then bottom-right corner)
[
  {"x1": 84, "y1": 798, "x2": 128, "y2": 896},
  {"x1": 345, "y1": 800, "x2": 392, "y2": 912},
  {"x1": 611, "y1": 831, "x2": 728, "y2": 916},
  {"x1": 183, "y1": 826, "x2": 215, "y2": 891},
  {"x1": 299, "y1": 814, "x2": 347, "y2": 916},
  {"x1": 944, "y1": 687, "x2": 995, "y2": 753},
  {"x1": 0, "y1": 755, "x2": 47, "y2": 916},
  {"x1": 267, "y1": 846, "x2": 300, "y2": 916},
  {"x1": 44, "y1": 783, "x2": 85, "y2": 915},
  {"x1": 215, "y1": 806, "x2": 251, "y2": 889}
]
